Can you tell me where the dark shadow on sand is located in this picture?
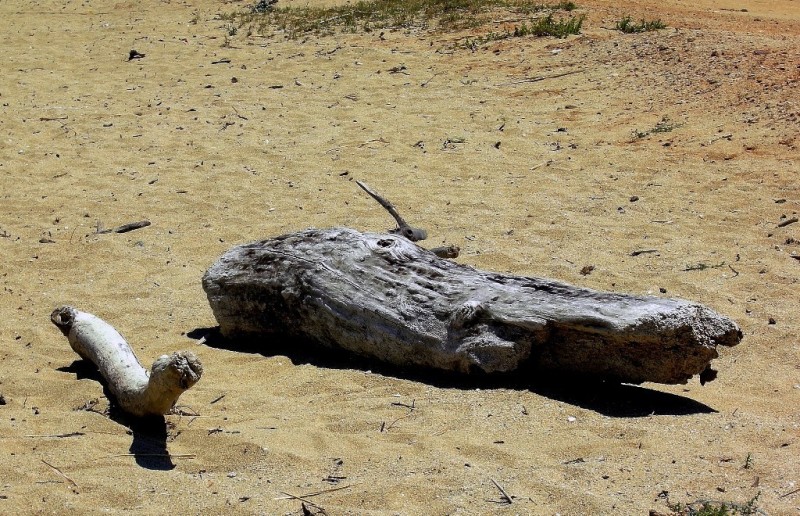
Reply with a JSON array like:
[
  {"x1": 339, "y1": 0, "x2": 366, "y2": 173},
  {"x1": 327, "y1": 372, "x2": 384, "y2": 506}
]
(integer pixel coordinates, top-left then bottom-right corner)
[
  {"x1": 188, "y1": 327, "x2": 716, "y2": 418},
  {"x1": 57, "y1": 360, "x2": 176, "y2": 470}
]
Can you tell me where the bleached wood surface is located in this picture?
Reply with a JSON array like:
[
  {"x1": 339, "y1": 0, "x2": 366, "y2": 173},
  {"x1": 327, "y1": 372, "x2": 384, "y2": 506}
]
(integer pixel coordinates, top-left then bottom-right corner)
[
  {"x1": 51, "y1": 306, "x2": 203, "y2": 416},
  {"x1": 203, "y1": 228, "x2": 741, "y2": 384}
]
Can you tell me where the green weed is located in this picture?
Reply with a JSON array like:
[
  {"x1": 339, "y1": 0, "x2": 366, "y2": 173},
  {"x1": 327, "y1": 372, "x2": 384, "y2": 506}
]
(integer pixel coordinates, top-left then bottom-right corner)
[
  {"x1": 464, "y1": 12, "x2": 584, "y2": 48},
  {"x1": 633, "y1": 116, "x2": 682, "y2": 139},
  {"x1": 236, "y1": 0, "x2": 582, "y2": 39},
  {"x1": 615, "y1": 15, "x2": 666, "y2": 33},
  {"x1": 667, "y1": 491, "x2": 762, "y2": 515}
]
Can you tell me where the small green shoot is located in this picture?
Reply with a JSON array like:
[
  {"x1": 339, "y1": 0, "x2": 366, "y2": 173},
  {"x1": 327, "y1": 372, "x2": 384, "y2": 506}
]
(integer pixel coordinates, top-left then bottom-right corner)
[
  {"x1": 633, "y1": 116, "x2": 682, "y2": 139},
  {"x1": 463, "y1": 12, "x2": 584, "y2": 48},
  {"x1": 666, "y1": 491, "x2": 762, "y2": 515},
  {"x1": 615, "y1": 15, "x2": 666, "y2": 33}
]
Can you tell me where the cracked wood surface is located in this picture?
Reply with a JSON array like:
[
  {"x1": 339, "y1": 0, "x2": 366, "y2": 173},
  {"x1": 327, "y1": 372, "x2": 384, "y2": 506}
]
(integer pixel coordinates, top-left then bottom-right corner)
[{"x1": 203, "y1": 228, "x2": 742, "y2": 384}]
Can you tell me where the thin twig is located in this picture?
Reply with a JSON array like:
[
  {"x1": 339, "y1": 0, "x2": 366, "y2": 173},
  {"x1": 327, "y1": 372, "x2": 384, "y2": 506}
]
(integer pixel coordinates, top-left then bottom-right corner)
[
  {"x1": 381, "y1": 412, "x2": 411, "y2": 432},
  {"x1": 25, "y1": 432, "x2": 85, "y2": 438},
  {"x1": 490, "y1": 477, "x2": 513, "y2": 504},
  {"x1": 358, "y1": 138, "x2": 389, "y2": 147},
  {"x1": 274, "y1": 483, "x2": 355, "y2": 500},
  {"x1": 495, "y1": 69, "x2": 584, "y2": 86},
  {"x1": 383, "y1": 399, "x2": 417, "y2": 432},
  {"x1": 421, "y1": 73, "x2": 440, "y2": 87},
  {"x1": 382, "y1": 412, "x2": 414, "y2": 432},
  {"x1": 107, "y1": 453, "x2": 196, "y2": 459},
  {"x1": 41, "y1": 459, "x2": 79, "y2": 492},
  {"x1": 777, "y1": 217, "x2": 798, "y2": 228},
  {"x1": 780, "y1": 487, "x2": 800, "y2": 499},
  {"x1": 171, "y1": 406, "x2": 200, "y2": 417},
  {"x1": 708, "y1": 133, "x2": 732, "y2": 143},
  {"x1": 391, "y1": 400, "x2": 416, "y2": 410},
  {"x1": 276, "y1": 491, "x2": 326, "y2": 511}
]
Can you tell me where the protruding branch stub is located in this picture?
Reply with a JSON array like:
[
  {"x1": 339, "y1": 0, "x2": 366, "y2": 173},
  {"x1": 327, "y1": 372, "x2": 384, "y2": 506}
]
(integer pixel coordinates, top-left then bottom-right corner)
[{"x1": 355, "y1": 180, "x2": 428, "y2": 242}]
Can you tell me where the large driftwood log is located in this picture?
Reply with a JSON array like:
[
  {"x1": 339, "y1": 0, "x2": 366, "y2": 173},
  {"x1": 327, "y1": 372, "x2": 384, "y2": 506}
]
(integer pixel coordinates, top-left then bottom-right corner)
[{"x1": 202, "y1": 228, "x2": 741, "y2": 385}]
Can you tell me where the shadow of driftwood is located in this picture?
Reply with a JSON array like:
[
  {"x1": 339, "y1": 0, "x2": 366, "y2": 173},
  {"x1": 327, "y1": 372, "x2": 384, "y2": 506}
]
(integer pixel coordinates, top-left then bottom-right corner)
[
  {"x1": 188, "y1": 327, "x2": 716, "y2": 418},
  {"x1": 57, "y1": 360, "x2": 176, "y2": 470}
]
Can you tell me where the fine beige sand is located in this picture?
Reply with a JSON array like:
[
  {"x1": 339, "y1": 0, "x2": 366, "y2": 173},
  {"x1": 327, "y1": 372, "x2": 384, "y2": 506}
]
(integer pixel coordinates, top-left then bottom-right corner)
[{"x1": 1, "y1": 0, "x2": 798, "y2": 513}]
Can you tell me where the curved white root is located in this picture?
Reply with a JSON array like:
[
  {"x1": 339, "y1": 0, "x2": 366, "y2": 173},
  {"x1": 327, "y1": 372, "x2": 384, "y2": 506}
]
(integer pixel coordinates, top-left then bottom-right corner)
[{"x1": 51, "y1": 306, "x2": 203, "y2": 417}]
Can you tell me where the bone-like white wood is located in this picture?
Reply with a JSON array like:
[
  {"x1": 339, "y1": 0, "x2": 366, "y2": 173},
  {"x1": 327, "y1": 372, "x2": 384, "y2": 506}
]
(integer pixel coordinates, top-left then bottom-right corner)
[{"x1": 51, "y1": 306, "x2": 203, "y2": 416}]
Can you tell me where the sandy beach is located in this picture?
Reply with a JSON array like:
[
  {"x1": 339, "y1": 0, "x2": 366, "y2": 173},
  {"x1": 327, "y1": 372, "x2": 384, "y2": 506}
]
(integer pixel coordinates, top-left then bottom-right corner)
[{"x1": 1, "y1": 0, "x2": 798, "y2": 513}]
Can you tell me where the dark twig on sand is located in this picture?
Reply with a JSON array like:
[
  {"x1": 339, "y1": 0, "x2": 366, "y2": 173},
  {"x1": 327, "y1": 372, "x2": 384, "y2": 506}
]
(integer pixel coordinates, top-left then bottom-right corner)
[
  {"x1": 96, "y1": 220, "x2": 151, "y2": 234},
  {"x1": 495, "y1": 69, "x2": 584, "y2": 86}
]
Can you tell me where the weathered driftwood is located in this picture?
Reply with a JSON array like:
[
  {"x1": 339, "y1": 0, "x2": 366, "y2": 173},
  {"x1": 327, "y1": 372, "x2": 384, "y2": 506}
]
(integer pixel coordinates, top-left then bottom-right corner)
[
  {"x1": 202, "y1": 228, "x2": 742, "y2": 385},
  {"x1": 51, "y1": 306, "x2": 203, "y2": 416}
]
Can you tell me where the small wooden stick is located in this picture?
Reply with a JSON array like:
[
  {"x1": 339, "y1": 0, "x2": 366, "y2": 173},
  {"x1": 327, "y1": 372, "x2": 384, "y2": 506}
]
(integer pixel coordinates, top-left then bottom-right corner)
[
  {"x1": 495, "y1": 69, "x2": 584, "y2": 86},
  {"x1": 41, "y1": 459, "x2": 79, "y2": 493},
  {"x1": 25, "y1": 432, "x2": 85, "y2": 438},
  {"x1": 780, "y1": 487, "x2": 800, "y2": 499},
  {"x1": 277, "y1": 491, "x2": 325, "y2": 509},
  {"x1": 107, "y1": 453, "x2": 196, "y2": 459},
  {"x1": 274, "y1": 484, "x2": 355, "y2": 500},
  {"x1": 490, "y1": 477, "x2": 513, "y2": 504},
  {"x1": 96, "y1": 220, "x2": 151, "y2": 234},
  {"x1": 355, "y1": 180, "x2": 427, "y2": 241}
]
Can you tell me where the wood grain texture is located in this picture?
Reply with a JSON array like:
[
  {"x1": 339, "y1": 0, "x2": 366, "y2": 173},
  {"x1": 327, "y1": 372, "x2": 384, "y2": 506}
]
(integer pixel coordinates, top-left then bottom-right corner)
[{"x1": 203, "y1": 228, "x2": 742, "y2": 384}]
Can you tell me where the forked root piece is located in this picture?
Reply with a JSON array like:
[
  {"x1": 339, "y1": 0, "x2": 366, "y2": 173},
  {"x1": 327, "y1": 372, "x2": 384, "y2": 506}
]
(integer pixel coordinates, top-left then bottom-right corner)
[{"x1": 51, "y1": 306, "x2": 203, "y2": 417}]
